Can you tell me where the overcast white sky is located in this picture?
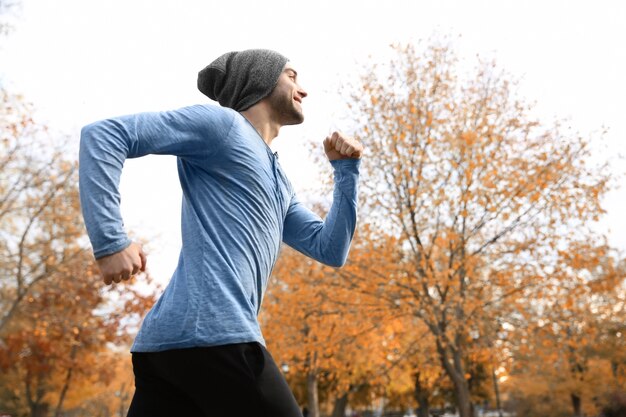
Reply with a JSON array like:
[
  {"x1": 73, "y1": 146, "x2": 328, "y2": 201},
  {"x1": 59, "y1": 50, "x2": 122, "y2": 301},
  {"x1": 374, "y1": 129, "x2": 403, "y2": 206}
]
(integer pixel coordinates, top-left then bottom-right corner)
[{"x1": 1, "y1": 0, "x2": 624, "y2": 285}]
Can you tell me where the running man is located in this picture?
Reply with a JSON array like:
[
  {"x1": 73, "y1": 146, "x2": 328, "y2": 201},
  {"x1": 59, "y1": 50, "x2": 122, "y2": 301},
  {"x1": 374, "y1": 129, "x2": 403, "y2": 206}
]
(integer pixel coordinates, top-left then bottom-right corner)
[{"x1": 79, "y1": 49, "x2": 363, "y2": 417}]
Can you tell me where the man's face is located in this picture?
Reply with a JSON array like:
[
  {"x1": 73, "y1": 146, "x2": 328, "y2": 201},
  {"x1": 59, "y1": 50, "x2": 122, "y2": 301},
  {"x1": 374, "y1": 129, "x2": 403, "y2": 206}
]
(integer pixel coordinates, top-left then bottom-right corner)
[{"x1": 266, "y1": 63, "x2": 308, "y2": 125}]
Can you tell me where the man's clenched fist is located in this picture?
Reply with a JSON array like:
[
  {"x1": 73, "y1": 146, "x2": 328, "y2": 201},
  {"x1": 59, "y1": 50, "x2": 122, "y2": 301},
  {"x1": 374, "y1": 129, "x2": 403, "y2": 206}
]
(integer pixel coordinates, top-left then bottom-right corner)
[
  {"x1": 324, "y1": 132, "x2": 363, "y2": 161},
  {"x1": 96, "y1": 242, "x2": 147, "y2": 285}
]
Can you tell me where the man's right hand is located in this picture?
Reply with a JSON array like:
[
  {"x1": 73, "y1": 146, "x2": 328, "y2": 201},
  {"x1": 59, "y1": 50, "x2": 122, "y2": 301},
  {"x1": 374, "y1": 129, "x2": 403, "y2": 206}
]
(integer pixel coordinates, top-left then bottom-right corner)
[
  {"x1": 96, "y1": 242, "x2": 147, "y2": 285},
  {"x1": 323, "y1": 131, "x2": 363, "y2": 161}
]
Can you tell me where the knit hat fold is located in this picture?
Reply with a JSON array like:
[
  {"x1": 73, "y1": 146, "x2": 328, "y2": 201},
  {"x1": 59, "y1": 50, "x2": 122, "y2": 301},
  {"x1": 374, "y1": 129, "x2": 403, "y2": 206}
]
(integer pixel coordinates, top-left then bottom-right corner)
[{"x1": 197, "y1": 49, "x2": 288, "y2": 111}]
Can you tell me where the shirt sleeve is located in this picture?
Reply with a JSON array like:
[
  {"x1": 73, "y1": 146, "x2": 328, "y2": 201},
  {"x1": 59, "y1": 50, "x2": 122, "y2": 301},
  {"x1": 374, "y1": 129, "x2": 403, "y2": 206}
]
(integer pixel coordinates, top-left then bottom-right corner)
[
  {"x1": 282, "y1": 158, "x2": 360, "y2": 267},
  {"x1": 78, "y1": 104, "x2": 234, "y2": 259}
]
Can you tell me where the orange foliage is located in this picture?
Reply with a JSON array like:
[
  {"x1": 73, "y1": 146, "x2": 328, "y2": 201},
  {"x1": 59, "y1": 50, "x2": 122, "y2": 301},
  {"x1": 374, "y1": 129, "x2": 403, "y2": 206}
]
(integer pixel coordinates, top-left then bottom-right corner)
[
  {"x1": 0, "y1": 88, "x2": 158, "y2": 417},
  {"x1": 336, "y1": 40, "x2": 619, "y2": 417},
  {"x1": 270, "y1": 39, "x2": 622, "y2": 416},
  {"x1": 505, "y1": 250, "x2": 626, "y2": 417}
]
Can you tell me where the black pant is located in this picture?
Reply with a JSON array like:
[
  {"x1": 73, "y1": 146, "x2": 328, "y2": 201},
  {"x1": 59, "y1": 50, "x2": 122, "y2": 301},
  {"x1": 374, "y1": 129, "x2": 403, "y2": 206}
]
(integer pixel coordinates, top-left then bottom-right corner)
[{"x1": 127, "y1": 342, "x2": 303, "y2": 417}]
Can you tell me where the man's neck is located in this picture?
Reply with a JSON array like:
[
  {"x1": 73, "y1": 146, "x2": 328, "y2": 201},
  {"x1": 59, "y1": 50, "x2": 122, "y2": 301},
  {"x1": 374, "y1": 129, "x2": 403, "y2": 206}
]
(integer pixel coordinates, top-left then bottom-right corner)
[{"x1": 240, "y1": 104, "x2": 281, "y2": 146}]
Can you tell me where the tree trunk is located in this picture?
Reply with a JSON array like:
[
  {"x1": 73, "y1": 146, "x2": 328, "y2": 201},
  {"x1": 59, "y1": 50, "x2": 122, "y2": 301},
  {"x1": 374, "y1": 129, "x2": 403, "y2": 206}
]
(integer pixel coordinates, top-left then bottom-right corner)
[
  {"x1": 571, "y1": 393, "x2": 583, "y2": 417},
  {"x1": 307, "y1": 370, "x2": 320, "y2": 417},
  {"x1": 455, "y1": 383, "x2": 474, "y2": 417},
  {"x1": 436, "y1": 339, "x2": 474, "y2": 417},
  {"x1": 54, "y1": 345, "x2": 78, "y2": 417},
  {"x1": 31, "y1": 402, "x2": 49, "y2": 417},
  {"x1": 331, "y1": 392, "x2": 349, "y2": 417},
  {"x1": 54, "y1": 364, "x2": 73, "y2": 417},
  {"x1": 25, "y1": 372, "x2": 50, "y2": 417},
  {"x1": 0, "y1": 296, "x2": 23, "y2": 333},
  {"x1": 491, "y1": 366, "x2": 503, "y2": 417},
  {"x1": 414, "y1": 371, "x2": 430, "y2": 417}
]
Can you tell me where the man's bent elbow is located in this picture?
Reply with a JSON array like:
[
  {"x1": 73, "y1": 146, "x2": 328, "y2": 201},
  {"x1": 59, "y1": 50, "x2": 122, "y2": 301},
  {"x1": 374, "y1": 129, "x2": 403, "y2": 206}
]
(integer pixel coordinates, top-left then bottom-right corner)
[
  {"x1": 319, "y1": 243, "x2": 352, "y2": 268},
  {"x1": 323, "y1": 255, "x2": 348, "y2": 268}
]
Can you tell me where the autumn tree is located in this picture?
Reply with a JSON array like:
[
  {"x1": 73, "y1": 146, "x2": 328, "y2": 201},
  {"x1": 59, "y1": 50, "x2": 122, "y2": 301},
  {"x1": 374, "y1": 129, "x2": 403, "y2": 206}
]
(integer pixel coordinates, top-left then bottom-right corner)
[
  {"x1": 0, "y1": 89, "x2": 85, "y2": 333},
  {"x1": 262, "y1": 246, "x2": 377, "y2": 417},
  {"x1": 0, "y1": 88, "x2": 157, "y2": 417},
  {"x1": 506, "y1": 248, "x2": 626, "y2": 417},
  {"x1": 1, "y1": 14, "x2": 156, "y2": 415},
  {"x1": 0, "y1": 252, "x2": 155, "y2": 417},
  {"x1": 335, "y1": 226, "x2": 496, "y2": 416},
  {"x1": 328, "y1": 227, "x2": 457, "y2": 416},
  {"x1": 57, "y1": 351, "x2": 136, "y2": 417},
  {"x1": 340, "y1": 40, "x2": 615, "y2": 417}
]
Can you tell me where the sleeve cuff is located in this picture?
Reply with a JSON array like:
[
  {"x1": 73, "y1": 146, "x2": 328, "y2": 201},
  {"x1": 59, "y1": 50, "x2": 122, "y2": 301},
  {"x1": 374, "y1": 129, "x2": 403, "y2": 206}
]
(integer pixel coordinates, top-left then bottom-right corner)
[
  {"x1": 329, "y1": 158, "x2": 361, "y2": 174},
  {"x1": 93, "y1": 238, "x2": 132, "y2": 260}
]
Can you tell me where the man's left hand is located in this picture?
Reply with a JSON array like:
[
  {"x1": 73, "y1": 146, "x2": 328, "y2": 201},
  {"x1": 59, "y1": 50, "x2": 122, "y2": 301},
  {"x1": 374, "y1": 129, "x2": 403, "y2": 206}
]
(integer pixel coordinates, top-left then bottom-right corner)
[{"x1": 324, "y1": 132, "x2": 364, "y2": 161}]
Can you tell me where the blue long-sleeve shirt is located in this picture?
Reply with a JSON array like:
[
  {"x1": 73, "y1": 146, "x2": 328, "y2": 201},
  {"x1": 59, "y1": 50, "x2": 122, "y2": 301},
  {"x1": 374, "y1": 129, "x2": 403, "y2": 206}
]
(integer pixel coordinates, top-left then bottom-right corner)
[{"x1": 79, "y1": 104, "x2": 360, "y2": 352}]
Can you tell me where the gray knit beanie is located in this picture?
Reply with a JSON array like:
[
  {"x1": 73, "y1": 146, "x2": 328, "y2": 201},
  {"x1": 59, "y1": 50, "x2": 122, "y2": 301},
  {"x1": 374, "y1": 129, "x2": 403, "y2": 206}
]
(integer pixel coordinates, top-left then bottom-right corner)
[{"x1": 197, "y1": 49, "x2": 288, "y2": 111}]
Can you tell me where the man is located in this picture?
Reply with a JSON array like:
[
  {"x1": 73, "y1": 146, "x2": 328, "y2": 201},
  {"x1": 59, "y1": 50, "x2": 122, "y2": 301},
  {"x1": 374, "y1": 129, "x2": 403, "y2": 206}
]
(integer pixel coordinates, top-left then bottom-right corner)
[{"x1": 79, "y1": 49, "x2": 363, "y2": 417}]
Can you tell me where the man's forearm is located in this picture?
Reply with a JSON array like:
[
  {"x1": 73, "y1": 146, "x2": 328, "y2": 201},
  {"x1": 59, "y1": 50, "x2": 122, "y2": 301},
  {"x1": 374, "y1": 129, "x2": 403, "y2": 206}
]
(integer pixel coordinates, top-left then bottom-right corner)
[{"x1": 282, "y1": 158, "x2": 360, "y2": 267}]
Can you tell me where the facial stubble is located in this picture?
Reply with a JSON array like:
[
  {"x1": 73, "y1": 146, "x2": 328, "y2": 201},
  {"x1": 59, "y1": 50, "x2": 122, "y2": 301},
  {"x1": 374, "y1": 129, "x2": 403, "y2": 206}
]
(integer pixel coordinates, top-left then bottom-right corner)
[{"x1": 268, "y1": 88, "x2": 304, "y2": 126}]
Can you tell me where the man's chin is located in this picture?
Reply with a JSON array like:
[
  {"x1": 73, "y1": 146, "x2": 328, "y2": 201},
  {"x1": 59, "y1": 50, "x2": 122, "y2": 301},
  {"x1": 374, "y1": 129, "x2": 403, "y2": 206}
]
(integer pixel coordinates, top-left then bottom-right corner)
[{"x1": 283, "y1": 112, "x2": 304, "y2": 126}]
